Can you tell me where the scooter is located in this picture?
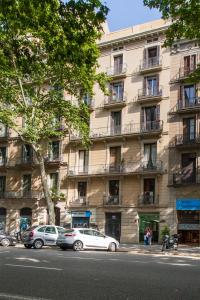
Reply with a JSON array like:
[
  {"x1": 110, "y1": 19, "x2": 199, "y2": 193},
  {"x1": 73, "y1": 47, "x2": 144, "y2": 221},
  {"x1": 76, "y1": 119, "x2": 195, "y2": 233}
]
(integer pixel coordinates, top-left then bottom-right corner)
[{"x1": 161, "y1": 234, "x2": 179, "y2": 251}]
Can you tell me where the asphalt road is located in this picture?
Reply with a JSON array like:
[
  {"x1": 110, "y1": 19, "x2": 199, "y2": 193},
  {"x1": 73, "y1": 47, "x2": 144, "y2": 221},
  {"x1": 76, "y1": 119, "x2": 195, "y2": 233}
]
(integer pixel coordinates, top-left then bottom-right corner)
[{"x1": 0, "y1": 247, "x2": 199, "y2": 300}]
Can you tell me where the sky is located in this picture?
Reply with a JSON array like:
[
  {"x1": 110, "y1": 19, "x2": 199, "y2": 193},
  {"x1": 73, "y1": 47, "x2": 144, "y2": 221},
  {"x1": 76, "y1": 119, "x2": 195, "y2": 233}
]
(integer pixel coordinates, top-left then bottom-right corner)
[{"x1": 105, "y1": 0, "x2": 162, "y2": 32}]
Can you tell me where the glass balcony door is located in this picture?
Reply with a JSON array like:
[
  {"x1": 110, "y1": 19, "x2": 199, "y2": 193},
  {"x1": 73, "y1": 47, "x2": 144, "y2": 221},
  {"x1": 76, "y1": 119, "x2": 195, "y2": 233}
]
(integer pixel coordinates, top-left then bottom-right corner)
[
  {"x1": 143, "y1": 178, "x2": 155, "y2": 204},
  {"x1": 110, "y1": 82, "x2": 124, "y2": 102},
  {"x1": 147, "y1": 77, "x2": 158, "y2": 96},
  {"x1": 184, "y1": 85, "x2": 196, "y2": 107},
  {"x1": 109, "y1": 146, "x2": 121, "y2": 172},
  {"x1": 183, "y1": 118, "x2": 196, "y2": 142},
  {"x1": 143, "y1": 143, "x2": 157, "y2": 169},
  {"x1": 181, "y1": 153, "x2": 196, "y2": 184},
  {"x1": 78, "y1": 150, "x2": 89, "y2": 173},
  {"x1": 114, "y1": 55, "x2": 123, "y2": 75},
  {"x1": 0, "y1": 147, "x2": 6, "y2": 166},
  {"x1": 111, "y1": 111, "x2": 121, "y2": 135}
]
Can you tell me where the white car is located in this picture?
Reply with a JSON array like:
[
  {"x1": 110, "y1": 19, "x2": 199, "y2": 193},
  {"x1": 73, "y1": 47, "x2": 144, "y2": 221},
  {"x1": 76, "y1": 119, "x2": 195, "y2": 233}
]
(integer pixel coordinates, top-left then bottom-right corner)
[{"x1": 56, "y1": 228, "x2": 119, "y2": 252}]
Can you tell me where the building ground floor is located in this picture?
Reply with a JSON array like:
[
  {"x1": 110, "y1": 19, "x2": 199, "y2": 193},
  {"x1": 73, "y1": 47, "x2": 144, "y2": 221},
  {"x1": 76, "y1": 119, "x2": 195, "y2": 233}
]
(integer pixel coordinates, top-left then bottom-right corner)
[{"x1": 1, "y1": 198, "x2": 200, "y2": 244}]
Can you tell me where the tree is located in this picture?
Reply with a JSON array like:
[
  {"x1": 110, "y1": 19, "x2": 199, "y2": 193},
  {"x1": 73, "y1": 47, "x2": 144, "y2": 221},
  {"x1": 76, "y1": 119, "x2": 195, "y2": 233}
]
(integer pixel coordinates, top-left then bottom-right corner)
[
  {"x1": 0, "y1": 0, "x2": 108, "y2": 224},
  {"x1": 143, "y1": 0, "x2": 200, "y2": 81}
]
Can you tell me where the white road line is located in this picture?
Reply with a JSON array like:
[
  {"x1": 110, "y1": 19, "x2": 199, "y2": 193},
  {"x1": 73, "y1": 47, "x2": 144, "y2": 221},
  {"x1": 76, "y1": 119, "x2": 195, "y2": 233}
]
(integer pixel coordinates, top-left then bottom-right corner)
[
  {"x1": 4, "y1": 264, "x2": 62, "y2": 271},
  {"x1": 0, "y1": 251, "x2": 10, "y2": 254},
  {"x1": 0, "y1": 292, "x2": 50, "y2": 300}
]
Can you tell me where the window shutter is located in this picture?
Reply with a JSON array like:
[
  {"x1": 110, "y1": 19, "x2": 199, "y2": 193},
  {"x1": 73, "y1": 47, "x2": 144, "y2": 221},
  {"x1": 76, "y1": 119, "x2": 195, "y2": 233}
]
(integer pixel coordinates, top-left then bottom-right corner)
[
  {"x1": 156, "y1": 105, "x2": 160, "y2": 121},
  {"x1": 141, "y1": 108, "x2": 145, "y2": 127},
  {"x1": 143, "y1": 77, "x2": 147, "y2": 92}
]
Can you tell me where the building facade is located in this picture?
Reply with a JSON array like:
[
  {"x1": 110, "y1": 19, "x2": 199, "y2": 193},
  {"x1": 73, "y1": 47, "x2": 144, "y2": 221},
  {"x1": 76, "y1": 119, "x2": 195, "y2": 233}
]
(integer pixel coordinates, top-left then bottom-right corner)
[{"x1": 1, "y1": 19, "x2": 199, "y2": 243}]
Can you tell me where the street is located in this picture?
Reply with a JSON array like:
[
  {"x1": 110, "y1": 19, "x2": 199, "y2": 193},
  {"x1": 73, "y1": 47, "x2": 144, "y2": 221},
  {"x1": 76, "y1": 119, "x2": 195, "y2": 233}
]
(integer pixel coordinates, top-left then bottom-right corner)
[{"x1": 0, "y1": 247, "x2": 199, "y2": 300}]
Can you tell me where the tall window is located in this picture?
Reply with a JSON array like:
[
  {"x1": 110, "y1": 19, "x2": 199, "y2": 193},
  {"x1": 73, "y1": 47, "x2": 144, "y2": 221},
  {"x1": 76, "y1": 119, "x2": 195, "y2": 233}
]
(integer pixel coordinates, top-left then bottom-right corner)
[
  {"x1": 108, "y1": 180, "x2": 119, "y2": 204},
  {"x1": 114, "y1": 55, "x2": 123, "y2": 75},
  {"x1": 49, "y1": 141, "x2": 60, "y2": 161},
  {"x1": 143, "y1": 178, "x2": 155, "y2": 204},
  {"x1": 143, "y1": 143, "x2": 157, "y2": 169},
  {"x1": 141, "y1": 106, "x2": 160, "y2": 131},
  {"x1": 181, "y1": 153, "x2": 196, "y2": 184},
  {"x1": 22, "y1": 174, "x2": 32, "y2": 196},
  {"x1": 78, "y1": 182, "x2": 87, "y2": 198},
  {"x1": 0, "y1": 123, "x2": 7, "y2": 137},
  {"x1": 111, "y1": 111, "x2": 121, "y2": 135},
  {"x1": 78, "y1": 150, "x2": 89, "y2": 173},
  {"x1": 145, "y1": 76, "x2": 159, "y2": 96},
  {"x1": 183, "y1": 55, "x2": 196, "y2": 75},
  {"x1": 0, "y1": 176, "x2": 6, "y2": 197},
  {"x1": 22, "y1": 144, "x2": 32, "y2": 163},
  {"x1": 183, "y1": 118, "x2": 196, "y2": 142},
  {"x1": 0, "y1": 147, "x2": 6, "y2": 166},
  {"x1": 109, "y1": 146, "x2": 121, "y2": 171},
  {"x1": 110, "y1": 82, "x2": 124, "y2": 102},
  {"x1": 49, "y1": 173, "x2": 58, "y2": 190},
  {"x1": 143, "y1": 46, "x2": 160, "y2": 67},
  {"x1": 183, "y1": 85, "x2": 196, "y2": 106},
  {"x1": 0, "y1": 208, "x2": 6, "y2": 232}
]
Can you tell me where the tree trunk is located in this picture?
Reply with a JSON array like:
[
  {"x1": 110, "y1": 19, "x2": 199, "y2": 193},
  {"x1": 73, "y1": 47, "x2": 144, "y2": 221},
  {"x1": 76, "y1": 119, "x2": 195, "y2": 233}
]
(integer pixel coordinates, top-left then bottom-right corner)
[{"x1": 36, "y1": 150, "x2": 55, "y2": 225}]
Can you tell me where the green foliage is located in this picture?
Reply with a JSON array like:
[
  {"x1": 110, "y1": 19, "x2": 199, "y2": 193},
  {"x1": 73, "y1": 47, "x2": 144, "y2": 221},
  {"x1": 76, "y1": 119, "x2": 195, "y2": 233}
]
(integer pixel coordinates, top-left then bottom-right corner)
[
  {"x1": 144, "y1": 0, "x2": 200, "y2": 81},
  {"x1": 0, "y1": 0, "x2": 108, "y2": 147},
  {"x1": 160, "y1": 225, "x2": 170, "y2": 237}
]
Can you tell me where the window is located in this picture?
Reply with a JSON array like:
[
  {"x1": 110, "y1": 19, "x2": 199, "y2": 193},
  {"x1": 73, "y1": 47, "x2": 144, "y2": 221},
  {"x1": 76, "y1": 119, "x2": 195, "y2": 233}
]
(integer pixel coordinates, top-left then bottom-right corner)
[
  {"x1": 109, "y1": 180, "x2": 119, "y2": 203},
  {"x1": 145, "y1": 76, "x2": 159, "y2": 96},
  {"x1": 114, "y1": 55, "x2": 123, "y2": 75},
  {"x1": 143, "y1": 143, "x2": 157, "y2": 169},
  {"x1": 183, "y1": 85, "x2": 196, "y2": 106},
  {"x1": 82, "y1": 229, "x2": 94, "y2": 236},
  {"x1": 111, "y1": 111, "x2": 121, "y2": 135},
  {"x1": 78, "y1": 181, "x2": 87, "y2": 197},
  {"x1": 45, "y1": 226, "x2": 56, "y2": 234},
  {"x1": 83, "y1": 93, "x2": 92, "y2": 106},
  {"x1": 143, "y1": 46, "x2": 160, "y2": 68},
  {"x1": 57, "y1": 227, "x2": 66, "y2": 234},
  {"x1": 0, "y1": 147, "x2": 6, "y2": 166},
  {"x1": 37, "y1": 226, "x2": 46, "y2": 232},
  {"x1": 49, "y1": 141, "x2": 60, "y2": 161},
  {"x1": 0, "y1": 207, "x2": 6, "y2": 232},
  {"x1": 109, "y1": 146, "x2": 121, "y2": 171},
  {"x1": 143, "y1": 178, "x2": 155, "y2": 204},
  {"x1": 181, "y1": 153, "x2": 196, "y2": 184},
  {"x1": 110, "y1": 82, "x2": 124, "y2": 102},
  {"x1": 78, "y1": 150, "x2": 89, "y2": 173},
  {"x1": 113, "y1": 45, "x2": 123, "y2": 51},
  {"x1": 183, "y1": 118, "x2": 196, "y2": 142},
  {"x1": 141, "y1": 106, "x2": 160, "y2": 131},
  {"x1": 0, "y1": 176, "x2": 6, "y2": 197},
  {"x1": 0, "y1": 123, "x2": 7, "y2": 137},
  {"x1": 22, "y1": 174, "x2": 31, "y2": 196},
  {"x1": 183, "y1": 55, "x2": 196, "y2": 75},
  {"x1": 49, "y1": 173, "x2": 58, "y2": 190},
  {"x1": 93, "y1": 231, "x2": 105, "y2": 237},
  {"x1": 22, "y1": 144, "x2": 32, "y2": 163}
]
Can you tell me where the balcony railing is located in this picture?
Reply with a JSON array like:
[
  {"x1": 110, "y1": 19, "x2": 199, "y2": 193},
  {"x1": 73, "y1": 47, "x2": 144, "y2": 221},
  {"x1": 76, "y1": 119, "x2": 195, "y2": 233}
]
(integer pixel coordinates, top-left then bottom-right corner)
[
  {"x1": 173, "y1": 134, "x2": 200, "y2": 147},
  {"x1": 0, "y1": 190, "x2": 43, "y2": 199},
  {"x1": 139, "y1": 57, "x2": 162, "y2": 72},
  {"x1": 45, "y1": 154, "x2": 62, "y2": 163},
  {"x1": 169, "y1": 170, "x2": 200, "y2": 186},
  {"x1": 68, "y1": 160, "x2": 163, "y2": 176},
  {"x1": 104, "y1": 92, "x2": 127, "y2": 107},
  {"x1": 137, "y1": 87, "x2": 162, "y2": 101},
  {"x1": 138, "y1": 194, "x2": 159, "y2": 206},
  {"x1": 170, "y1": 66, "x2": 196, "y2": 83},
  {"x1": 103, "y1": 195, "x2": 121, "y2": 206},
  {"x1": 69, "y1": 197, "x2": 88, "y2": 206},
  {"x1": 107, "y1": 64, "x2": 127, "y2": 77},
  {"x1": 169, "y1": 97, "x2": 200, "y2": 114}
]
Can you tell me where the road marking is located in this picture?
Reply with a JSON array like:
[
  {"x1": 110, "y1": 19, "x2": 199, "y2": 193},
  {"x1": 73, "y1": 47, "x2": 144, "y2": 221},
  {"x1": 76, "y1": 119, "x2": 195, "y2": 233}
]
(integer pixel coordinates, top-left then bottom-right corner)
[
  {"x1": 0, "y1": 251, "x2": 10, "y2": 254},
  {"x1": 0, "y1": 292, "x2": 50, "y2": 300},
  {"x1": 5, "y1": 264, "x2": 62, "y2": 271}
]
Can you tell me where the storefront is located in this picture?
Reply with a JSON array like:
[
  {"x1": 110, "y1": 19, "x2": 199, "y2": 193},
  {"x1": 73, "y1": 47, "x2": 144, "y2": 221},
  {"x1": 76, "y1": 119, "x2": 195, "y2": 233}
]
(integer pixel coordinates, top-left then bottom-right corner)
[
  {"x1": 139, "y1": 213, "x2": 159, "y2": 243},
  {"x1": 0, "y1": 207, "x2": 6, "y2": 232},
  {"x1": 71, "y1": 211, "x2": 92, "y2": 228},
  {"x1": 176, "y1": 199, "x2": 200, "y2": 244}
]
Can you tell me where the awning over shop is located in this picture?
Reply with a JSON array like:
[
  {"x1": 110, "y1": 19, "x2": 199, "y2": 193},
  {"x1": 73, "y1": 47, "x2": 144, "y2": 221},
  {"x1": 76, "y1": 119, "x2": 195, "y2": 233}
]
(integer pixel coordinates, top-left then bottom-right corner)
[{"x1": 176, "y1": 199, "x2": 200, "y2": 210}]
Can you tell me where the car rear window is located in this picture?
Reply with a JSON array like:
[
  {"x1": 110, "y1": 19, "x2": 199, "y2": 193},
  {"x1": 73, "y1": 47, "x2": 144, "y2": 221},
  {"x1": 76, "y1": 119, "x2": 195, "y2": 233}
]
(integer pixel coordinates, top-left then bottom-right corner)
[{"x1": 56, "y1": 227, "x2": 66, "y2": 234}]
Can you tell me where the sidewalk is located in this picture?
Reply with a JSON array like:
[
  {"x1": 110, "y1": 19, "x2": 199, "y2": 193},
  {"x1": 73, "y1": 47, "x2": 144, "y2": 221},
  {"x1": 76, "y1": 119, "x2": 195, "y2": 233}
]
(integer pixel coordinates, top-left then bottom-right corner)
[{"x1": 119, "y1": 243, "x2": 200, "y2": 257}]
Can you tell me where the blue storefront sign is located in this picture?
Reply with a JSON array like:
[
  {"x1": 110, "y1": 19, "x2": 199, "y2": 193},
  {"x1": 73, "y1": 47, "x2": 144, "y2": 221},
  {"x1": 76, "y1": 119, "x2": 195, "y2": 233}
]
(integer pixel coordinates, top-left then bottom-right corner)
[
  {"x1": 176, "y1": 199, "x2": 200, "y2": 210},
  {"x1": 71, "y1": 211, "x2": 92, "y2": 217}
]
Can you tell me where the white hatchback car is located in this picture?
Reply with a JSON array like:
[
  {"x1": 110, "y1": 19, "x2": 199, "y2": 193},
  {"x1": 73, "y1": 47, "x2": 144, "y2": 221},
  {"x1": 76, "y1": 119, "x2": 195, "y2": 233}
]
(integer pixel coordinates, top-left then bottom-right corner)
[{"x1": 56, "y1": 228, "x2": 119, "y2": 252}]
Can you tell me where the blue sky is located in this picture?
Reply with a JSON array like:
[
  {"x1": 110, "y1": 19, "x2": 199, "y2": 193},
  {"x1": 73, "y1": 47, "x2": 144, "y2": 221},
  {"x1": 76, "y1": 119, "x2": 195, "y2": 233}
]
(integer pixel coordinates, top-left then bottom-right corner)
[{"x1": 105, "y1": 0, "x2": 162, "y2": 32}]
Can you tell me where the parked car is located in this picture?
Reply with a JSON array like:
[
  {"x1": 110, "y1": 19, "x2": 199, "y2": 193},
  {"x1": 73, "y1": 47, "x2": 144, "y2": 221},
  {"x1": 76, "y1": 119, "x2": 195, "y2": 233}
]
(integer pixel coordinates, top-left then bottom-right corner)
[
  {"x1": 56, "y1": 228, "x2": 119, "y2": 252},
  {"x1": 0, "y1": 232, "x2": 17, "y2": 247},
  {"x1": 21, "y1": 225, "x2": 66, "y2": 249}
]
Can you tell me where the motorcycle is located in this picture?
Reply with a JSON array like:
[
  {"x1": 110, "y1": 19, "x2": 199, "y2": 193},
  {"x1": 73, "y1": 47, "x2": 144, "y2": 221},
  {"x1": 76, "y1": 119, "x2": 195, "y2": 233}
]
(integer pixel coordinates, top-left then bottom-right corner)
[{"x1": 161, "y1": 234, "x2": 179, "y2": 251}]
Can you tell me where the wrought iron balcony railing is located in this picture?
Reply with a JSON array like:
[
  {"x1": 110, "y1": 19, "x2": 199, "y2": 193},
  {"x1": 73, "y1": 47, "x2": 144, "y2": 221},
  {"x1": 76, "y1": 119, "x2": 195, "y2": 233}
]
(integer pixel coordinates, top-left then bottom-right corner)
[
  {"x1": 107, "y1": 64, "x2": 127, "y2": 77},
  {"x1": 104, "y1": 92, "x2": 127, "y2": 107},
  {"x1": 0, "y1": 190, "x2": 43, "y2": 199},
  {"x1": 169, "y1": 97, "x2": 200, "y2": 114},
  {"x1": 69, "y1": 197, "x2": 88, "y2": 206},
  {"x1": 169, "y1": 170, "x2": 200, "y2": 186},
  {"x1": 138, "y1": 194, "x2": 159, "y2": 206},
  {"x1": 139, "y1": 57, "x2": 162, "y2": 72},
  {"x1": 68, "y1": 160, "x2": 163, "y2": 176},
  {"x1": 172, "y1": 134, "x2": 200, "y2": 147},
  {"x1": 138, "y1": 87, "x2": 162, "y2": 100},
  {"x1": 103, "y1": 195, "x2": 121, "y2": 206},
  {"x1": 170, "y1": 66, "x2": 197, "y2": 83}
]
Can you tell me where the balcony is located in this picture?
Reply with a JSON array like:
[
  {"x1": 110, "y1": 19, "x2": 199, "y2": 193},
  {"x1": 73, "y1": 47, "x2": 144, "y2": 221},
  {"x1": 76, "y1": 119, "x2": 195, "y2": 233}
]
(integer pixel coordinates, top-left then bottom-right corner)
[
  {"x1": 0, "y1": 190, "x2": 43, "y2": 199},
  {"x1": 139, "y1": 57, "x2": 162, "y2": 73},
  {"x1": 169, "y1": 170, "x2": 200, "y2": 186},
  {"x1": 137, "y1": 87, "x2": 163, "y2": 104},
  {"x1": 103, "y1": 195, "x2": 121, "y2": 206},
  {"x1": 138, "y1": 194, "x2": 159, "y2": 207},
  {"x1": 169, "y1": 97, "x2": 200, "y2": 114},
  {"x1": 69, "y1": 197, "x2": 88, "y2": 207},
  {"x1": 170, "y1": 66, "x2": 196, "y2": 84},
  {"x1": 170, "y1": 134, "x2": 200, "y2": 148},
  {"x1": 104, "y1": 93, "x2": 127, "y2": 109},
  {"x1": 45, "y1": 155, "x2": 65, "y2": 167},
  {"x1": 67, "y1": 160, "x2": 164, "y2": 178},
  {"x1": 107, "y1": 64, "x2": 127, "y2": 78}
]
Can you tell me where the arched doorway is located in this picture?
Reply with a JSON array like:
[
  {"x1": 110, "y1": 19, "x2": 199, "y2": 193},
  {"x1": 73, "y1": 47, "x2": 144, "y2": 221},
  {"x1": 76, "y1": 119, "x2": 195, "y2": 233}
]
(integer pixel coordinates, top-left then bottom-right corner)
[
  {"x1": 20, "y1": 207, "x2": 32, "y2": 231},
  {"x1": 0, "y1": 207, "x2": 6, "y2": 232}
]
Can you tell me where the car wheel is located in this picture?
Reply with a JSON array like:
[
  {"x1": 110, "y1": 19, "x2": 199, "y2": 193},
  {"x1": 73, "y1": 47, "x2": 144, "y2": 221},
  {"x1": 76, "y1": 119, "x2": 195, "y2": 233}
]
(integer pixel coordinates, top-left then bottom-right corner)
[
  {"x1": 33, "y1": 239, "x2": 44, "y2": 249},
  {"x1": 73, "y1": 240, "x2": 83, "y2": 251},
  {"x1": 24, "y1": 244, "x2": 32, "y2": 249},
  {"x1": 108, "y1": 242, "x2": 116, "y2": 252},
  {"x1": 1, "y1": 238, "x2": 11, "y2": 247}
]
